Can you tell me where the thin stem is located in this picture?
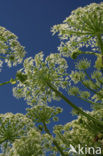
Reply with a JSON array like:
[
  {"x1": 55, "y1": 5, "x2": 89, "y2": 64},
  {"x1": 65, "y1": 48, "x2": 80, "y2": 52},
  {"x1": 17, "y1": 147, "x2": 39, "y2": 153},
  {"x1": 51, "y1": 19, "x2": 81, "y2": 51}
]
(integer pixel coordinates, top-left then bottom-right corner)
[
  {"x1": 76, "y1": 95, "x2": 100, "y2": 106},
  {"x1": 0, "y1": 81, "x2": 10, "y2": 86},
  {"x1": 67, "y1": 30, "x2": 94, "y2": 35},
  {"x1": 42, "y1": 122, "x2": 66, "y2": 156},
  {"x1": 80, "y1": 51, "x2": 99, "y2": 56}
]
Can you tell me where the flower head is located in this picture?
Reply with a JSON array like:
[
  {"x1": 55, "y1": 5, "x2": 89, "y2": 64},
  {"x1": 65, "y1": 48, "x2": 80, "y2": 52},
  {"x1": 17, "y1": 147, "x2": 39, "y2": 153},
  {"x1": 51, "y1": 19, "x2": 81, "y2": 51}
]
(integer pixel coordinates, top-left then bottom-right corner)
[
  {"x1": 52, "y1": 3, "x2": 103, "y2": 57},
  {"x1": 9, "y1": 129, "x2": 44, "y2": 156},
  {"x1": 0, "y1": 113, "x2": 34, "y2": 152},
  {"x1": 27, "y1": 105, "x2": 62, "y2": 124},
  {"x1": 13, "y1": 52, "x2": 68, "y2": 105},
  {"x1": 75, "y1": 58, "x2": 91, "y2": 70},
  {"x1": 70, "y1": 71, "x2": 85, "y2": 84},
  {"x1": 0, "y1": 26, "x2": 26, "y2": 67}
]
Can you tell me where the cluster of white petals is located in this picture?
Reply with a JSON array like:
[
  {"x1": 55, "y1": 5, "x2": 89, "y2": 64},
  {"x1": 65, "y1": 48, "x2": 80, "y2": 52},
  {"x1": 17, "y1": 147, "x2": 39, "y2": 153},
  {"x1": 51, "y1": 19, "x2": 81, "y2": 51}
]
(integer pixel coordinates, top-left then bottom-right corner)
[
  {"x1": 0, "y1": 2, "x2": 103, "y2": 156},
  {"x1": 27, "y1": 105, "x2": 62, "y2": 124},
  {"x1": 0, "y1": 113, "x2": 34, "y2": 153},
  {"x1": 9, "y1": 129, "x2": 44, "y2": 156},
  {"x1": 54, "y1": 109, "x2": 103, "y2": 155},
  {"x1": 0, "y1": 26, "x2": 26, "y2": 68},
  {"x1": 52, "y1": 3, "x2": 103, "y2": 57},
  {"x1": 75, "y1": 58, "x2": 91, "y2": 70},
  {"x1": 9, "y1": 128, "x2": 58, "y2": 156},
  {"x1": 13, "y1": 52, "x2": 68, "y2": 105}
]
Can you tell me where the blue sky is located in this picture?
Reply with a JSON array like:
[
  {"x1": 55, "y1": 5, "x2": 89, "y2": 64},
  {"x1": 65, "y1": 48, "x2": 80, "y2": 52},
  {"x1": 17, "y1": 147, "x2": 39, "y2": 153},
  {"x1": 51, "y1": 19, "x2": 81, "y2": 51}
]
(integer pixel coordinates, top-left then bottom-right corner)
[{"x1": 0, "y1": 0, "x2": 102, "y2": 127}]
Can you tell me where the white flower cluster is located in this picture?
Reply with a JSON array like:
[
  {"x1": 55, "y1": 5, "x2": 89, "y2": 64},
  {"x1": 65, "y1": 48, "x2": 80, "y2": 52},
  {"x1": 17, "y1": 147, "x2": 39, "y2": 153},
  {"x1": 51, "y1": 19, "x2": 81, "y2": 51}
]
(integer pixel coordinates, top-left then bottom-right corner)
[
  {"x1": 68, "y1": 57, "x2": 103, "y2": 108},
  {"x1": 54, "y1": 109, "x2": 103, "y2": 155},
  {"x1": 75, "y1": 58, "x2": 91, "y2": 70},
  {"x1": 27, "y1": 105, "x2": 62, "y2": 124},
  {"x1": 8, "y1": 128, "x2": 59, "y2": 156},
  {"x1": 95, "y1": 55, "x2": 103, "y2": 69},
  {"x1": 13, "y1": 52, "x2": 68, "y2": 105},
  {"x1": 0, "y1": 111, "x2": 60, "y2": 155},
  {"x1": 92, "y1": 70, "x2": 102, "y2": 80},
  {"x1": 0, "y1": 113, "x2": 34, "y2": 153},
  {"x1": 9, "y1": 129, "x2": 45, "y2": 156},
  {"x1": 52, "y1": 3, "x2": 103, "y2": 57},
  {"x1": 1, "y1": 2, "x2": 103, "y2": 156},
  {"x1": 68, "y1": 86, "x2": 90, "y2": 100},
  {"x1": 70, "y1": 71, "x2": 85, "y2": 84},
  {"x1": 0, "y1": 26, "x2": 26, "y2": 67},
  {"x1": 68, "y1": 86, "x2": 80, "y2": 96},
  {"x1": 69, "y1": 67, "x2": 103, "y2": 110},
  {"x1": 80, "y1": 91, "x2": 90, "y2": 99}
]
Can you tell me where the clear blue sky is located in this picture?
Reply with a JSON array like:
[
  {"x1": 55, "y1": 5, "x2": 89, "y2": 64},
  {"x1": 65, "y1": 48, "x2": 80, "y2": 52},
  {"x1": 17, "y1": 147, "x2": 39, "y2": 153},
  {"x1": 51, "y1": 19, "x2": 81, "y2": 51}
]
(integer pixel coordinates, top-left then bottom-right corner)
[{"x1": 0, "y1": 0, "x2": 102, "y2": 126}]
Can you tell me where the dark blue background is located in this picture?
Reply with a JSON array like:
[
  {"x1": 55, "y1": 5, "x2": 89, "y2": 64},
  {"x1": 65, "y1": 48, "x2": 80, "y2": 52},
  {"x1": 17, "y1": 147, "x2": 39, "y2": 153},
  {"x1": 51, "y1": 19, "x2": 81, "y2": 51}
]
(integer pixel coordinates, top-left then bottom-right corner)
[{"x1": 0, "y1": 0, "x2": 102, "y2": 129}]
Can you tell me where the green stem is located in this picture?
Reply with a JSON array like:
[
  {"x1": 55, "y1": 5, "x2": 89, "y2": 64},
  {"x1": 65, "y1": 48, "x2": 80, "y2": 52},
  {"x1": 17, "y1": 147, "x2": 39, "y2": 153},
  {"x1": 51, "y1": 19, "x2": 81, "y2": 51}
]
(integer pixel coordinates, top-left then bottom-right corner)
[
  {"x1": 76, "y1": 95, "x2": 101, "y2": 106},
  {"x1": 0, "y1": 81, "x2": 10, "y2": 86},
  {"x1": 43, "y1": 122, "x2": 66, "y2": 156},
  {"x1": 46, "y1": 82, "x2": 103, "y2": 128},
  {"x1": 80, "y1": 51, "x2": 99, "y2": 56},
  {"x1": 67, "y1": 30, "x2": 94, "y2": 36}
]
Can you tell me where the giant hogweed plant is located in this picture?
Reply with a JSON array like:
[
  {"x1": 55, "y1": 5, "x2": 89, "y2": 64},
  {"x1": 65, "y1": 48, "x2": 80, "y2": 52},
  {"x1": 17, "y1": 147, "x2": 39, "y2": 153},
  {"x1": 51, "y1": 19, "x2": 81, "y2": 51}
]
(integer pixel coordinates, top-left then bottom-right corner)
[{"x1": 0, "y1": 2, "x2": 103, "y2": 156}]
